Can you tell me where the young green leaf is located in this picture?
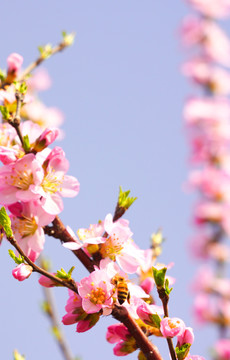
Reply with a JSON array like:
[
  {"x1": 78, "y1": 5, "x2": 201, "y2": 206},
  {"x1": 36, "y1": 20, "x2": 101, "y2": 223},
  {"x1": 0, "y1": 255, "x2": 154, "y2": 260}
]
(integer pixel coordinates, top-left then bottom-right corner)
[
  {"x1": 175, "y1": 343, "x2": 191, "y2": 360},
  {"x1": 8, "y1": 250, "x2": 24, "y2": 265},
  {"x1": 118, "y1": 186, "x2": 137, "y2": 210},
  {"x1": 0, "y1": 207, "x2": 13, "y2": 238},
  {"x1": 152, "y1": 267, "x2": 167, "y2": 288},
  {"x1": 0, "y1": 105, "x2": 10, "y2": 120}
]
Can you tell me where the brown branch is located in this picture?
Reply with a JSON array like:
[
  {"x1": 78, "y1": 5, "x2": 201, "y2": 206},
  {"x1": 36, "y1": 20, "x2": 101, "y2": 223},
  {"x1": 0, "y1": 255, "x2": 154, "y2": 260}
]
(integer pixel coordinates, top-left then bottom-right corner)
[
  {"x1": 8, "y1": 91, "x2": 25, "y2": 149},
  {"x1": 112, "y1": 306, "x2": 163, "y2": 360},
  {"x1": 18, "y1": 37, "x2": 74, "y2": 81},
  {"x1": 44, "y1": 216, "x2": 95, "y2": 273},
  {"x1": 44, "y1": 209, "x2": 163, "y2": 359},
  {"x1": 7, "y1": 235, "x2": 78, "y2": 293}
]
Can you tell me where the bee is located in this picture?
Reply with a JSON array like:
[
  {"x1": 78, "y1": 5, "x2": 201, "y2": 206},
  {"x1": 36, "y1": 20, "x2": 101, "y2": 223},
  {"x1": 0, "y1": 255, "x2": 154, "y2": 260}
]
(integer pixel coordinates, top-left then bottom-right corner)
[{"x1": 111, "y1": 274, "x2": 130, "y2": 305}]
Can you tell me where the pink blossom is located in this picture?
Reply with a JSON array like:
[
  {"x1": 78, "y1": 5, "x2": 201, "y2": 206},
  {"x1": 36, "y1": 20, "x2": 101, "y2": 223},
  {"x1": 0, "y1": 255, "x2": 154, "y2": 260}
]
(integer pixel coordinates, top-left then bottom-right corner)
[
  {"x1": 188, "y1": 167, "x2": 230, "y2": 201},
  {"x1": 181, "y1": 16, "x2": 230, "y2": 66},
  {"x1": 177, "y1": 327, "x2": 194, "y2": 347},
  {"x1": 62, "y1": 226, "x2": 83, "y2": 250},
  {"x1": 100, "y1": 214, "x2": 144, "y2": 273},
  {"x1": 7, "y1": 53, "x2": 23, "y2": 73},
  {"x1": 0, "y1": 148, "x2": 80, "y2": 215},
  {"x1": 113, "y1": 341, "x2": 136, "y2": 356},
  {"x1": 62, "y1": 289, "x2": 100, "y2": 332},
  {"x1": 77, "y1": 220, "x2": 105, "y2": 245},
  {"x1": 0, "y1": 154, "x2": 44, "y2": 205},
  {"x1": 0, "y1": 121, "x2": 52, "y2": 165},
  {"x1": 106, "y1": 324, "x2": 136, "y2": 356},
  {"x1": 184, "y1": 98, "x2": 230, "y2": 129},
  {"x1": 38, "y1": 274, "x2": 58, "y2": 288},
  {"x1": 193, "y1": 294, "x2": 216, "y2": 324},
  {"x1": 76, "y1": 316, "x2": 100, "y2": 333},
  {"x1": 186, "y1": 0, "x2": 230, "y2": 18},
  {"x1": 140, "y1": 277, "x2": 155, "y2": 294},
  {"x1": 182, "y1": 58, "x2": 230, "y2": 95},
  {"x1": 40, "y1": 147, "x2": 80, "y2": 214},
  {"x1": 106, "y1": 324, "x2": 131, "y2": 343},
  {"x1": 214, "y1": 338, "x2": 230, "y2": 359},
  {"x1": 27, "y1": 68, "x2": 52, "y2": 92},
  {"x1": 78, "y1": 268, "x2": 114, "y2": 314},
  {"x1": 23, "y1": 100, "x2": 64, "y2": 129},
  {"x1": 160, "y1": 317, "x2": 185, "y2": 338},
  {"x1": 9, "y1": 200, "x2": 55, "y2": 260},
  {"x1": 12, "y1": 263, "x2": 33, "y2": 281}
]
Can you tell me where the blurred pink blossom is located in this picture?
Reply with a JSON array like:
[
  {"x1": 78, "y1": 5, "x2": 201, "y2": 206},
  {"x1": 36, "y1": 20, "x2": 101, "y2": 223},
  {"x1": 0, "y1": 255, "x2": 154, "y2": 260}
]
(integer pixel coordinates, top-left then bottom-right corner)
[
  {"x1": 186, "y1": 0, "x2": 230, "y2": 18},
  {"x1": 181, "y1": 16, "x2": 230, "y2": 66}
]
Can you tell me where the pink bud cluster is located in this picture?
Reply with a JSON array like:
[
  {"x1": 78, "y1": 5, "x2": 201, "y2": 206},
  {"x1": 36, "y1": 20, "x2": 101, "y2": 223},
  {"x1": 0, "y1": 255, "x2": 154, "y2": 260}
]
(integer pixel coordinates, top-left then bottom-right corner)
[{"x1": 182, "y1": 0, "x2": 230, "y2": 356}]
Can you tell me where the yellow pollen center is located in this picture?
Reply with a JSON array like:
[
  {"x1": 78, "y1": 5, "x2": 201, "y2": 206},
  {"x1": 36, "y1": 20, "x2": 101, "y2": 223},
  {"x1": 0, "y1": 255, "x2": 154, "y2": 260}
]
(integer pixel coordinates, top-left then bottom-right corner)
[
  {"x1": 41, "y1": 167, "x2": 63, "y2": 194},
  {"x1": 168, "y1": 320, "x2": 179, "y2": 329},
  {"x1": 6, "y1": 165, "x2": 33, "y2": 190},
  {"x1": 88, "y1": 287, "x2": 106, "y2": 305},
  {"x1": 13, "y1": 215, "x2": 38, "y2": 238},
  {"x1": 100, "y1": 235, "x2": 123, "y2": 260}
]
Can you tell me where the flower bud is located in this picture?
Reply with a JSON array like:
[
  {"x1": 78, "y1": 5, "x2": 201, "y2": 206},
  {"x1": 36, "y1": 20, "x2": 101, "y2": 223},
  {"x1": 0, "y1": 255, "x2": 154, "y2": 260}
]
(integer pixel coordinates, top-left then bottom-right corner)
[
  {"x1": 7, "y1": 53, "x2": 23, "y2": 73},
  {"x1": 33, "y1": 128, "x2": 59, "y2": 152},
  {"x1": 177, "y1": 327, "x2": 194, "y2": 347},
  {"x1": 12, "y1": 264, "x2": 33, "y2": 281}
]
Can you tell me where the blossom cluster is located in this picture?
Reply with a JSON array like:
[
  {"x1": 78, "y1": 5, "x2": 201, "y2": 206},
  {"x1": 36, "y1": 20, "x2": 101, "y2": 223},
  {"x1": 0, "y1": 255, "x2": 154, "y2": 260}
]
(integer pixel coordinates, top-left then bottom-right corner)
[
  {"x1": 0, "y1": 41, "x2": 205, "y2": 359},
  {"x1": 0, "y1": 53, "x2": 80, "y2": 262},
  {"x1": 182, "y1": 0, "x2": 230, "y2": 357}
]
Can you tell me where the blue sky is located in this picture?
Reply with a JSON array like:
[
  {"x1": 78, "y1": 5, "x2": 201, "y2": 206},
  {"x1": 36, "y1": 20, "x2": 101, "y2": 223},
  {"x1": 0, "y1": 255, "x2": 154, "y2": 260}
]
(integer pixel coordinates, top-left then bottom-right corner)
[{"x1": 0, "y1": 1, "x2": 224, "y2": 359}]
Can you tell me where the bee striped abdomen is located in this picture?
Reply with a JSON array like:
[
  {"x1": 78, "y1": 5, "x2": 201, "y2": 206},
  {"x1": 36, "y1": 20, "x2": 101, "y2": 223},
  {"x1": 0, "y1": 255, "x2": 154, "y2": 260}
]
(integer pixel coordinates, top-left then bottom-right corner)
[{"x1": 117, "y1": 283, "x2": 129, "y2": 305}]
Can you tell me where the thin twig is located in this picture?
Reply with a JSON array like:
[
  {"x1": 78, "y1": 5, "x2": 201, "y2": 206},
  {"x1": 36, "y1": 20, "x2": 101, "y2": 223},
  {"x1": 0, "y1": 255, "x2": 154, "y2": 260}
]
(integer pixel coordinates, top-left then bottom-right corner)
[
  {"x1": 157, "y1": 288, "x2": 177, "y2": 360},
  {"x1": 8, "y1": 92, "x2": 25, "y2": 149},
  {"x1": 18, "y1": 39, "x2": 73, "y2": 81},
  {"x1": 7, "y1": 235, "x2": 78, "y2": 293}
]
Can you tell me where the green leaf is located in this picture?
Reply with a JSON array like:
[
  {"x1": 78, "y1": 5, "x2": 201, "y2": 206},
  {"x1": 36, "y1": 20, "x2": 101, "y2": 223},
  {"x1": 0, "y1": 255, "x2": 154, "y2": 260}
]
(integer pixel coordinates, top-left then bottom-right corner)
[
  {"x1": 118, "y1": 186, "x2": 137, "y2": 210},
  {"x1": 68, "y1": 266, "x2": 75, "y2": 277},
  {"x1": 165, "y1": 278, "x2": 173, "y2": 296},
  {"x1": 8, "y1": 250, "x2": 24, "y2": 265},
  {"x1": 175, "y1": 343, "x2": 191, "y2": 360},
  {"x1": 15, "y1": 81, "x2": 27, "y2": 95},
  {"x1": 56, "y1": 268, "x2": 68, "y2": 279},
  {"x1": 0, "y1": 207, "x2": 13, "y2": 238},
  {"x1": 38, "y1": 44, "x2": 53, "y2": 59},
  {"x1": 23, "y1": 135, "x2": 30, "y2": 152},
  {"x1": 152, "y1": 267, "x2": 167, "y2": 288},
  {"x1": 56, "y1": 266, "x2": 75, "y2": 280},
  {"x1": 149, "y1": 313, "x2": 162, "y2": 329},
  {"x1": 0, "y1": 105, "x2": 10, "y2": 120}
]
